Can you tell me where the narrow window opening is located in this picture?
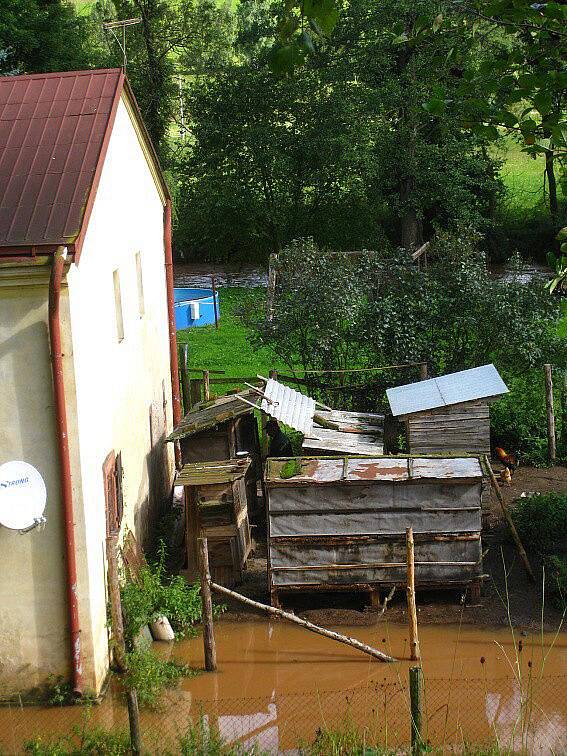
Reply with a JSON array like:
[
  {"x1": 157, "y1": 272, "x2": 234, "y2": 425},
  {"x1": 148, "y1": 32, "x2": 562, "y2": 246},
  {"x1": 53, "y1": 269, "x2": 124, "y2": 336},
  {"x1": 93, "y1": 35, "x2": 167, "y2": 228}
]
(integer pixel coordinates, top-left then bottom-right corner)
[
  {"x1": 113, "y1": 269, "x2": 124, "y2": 342},
  {"x1": 135, "y1": 252, "x2": 144, "y2": 317}
]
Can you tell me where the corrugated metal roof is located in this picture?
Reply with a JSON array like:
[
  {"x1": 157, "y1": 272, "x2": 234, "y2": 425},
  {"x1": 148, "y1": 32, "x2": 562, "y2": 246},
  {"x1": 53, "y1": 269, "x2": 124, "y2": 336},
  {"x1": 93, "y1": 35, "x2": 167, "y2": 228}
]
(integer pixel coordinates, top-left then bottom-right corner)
[
  {"x1": 177, "y1": 458, "x2": 251, "y2": 487},
  {"x1": 266, "y1": 456, "x2": 483, "y2": 484},
  {"x1": 0, "y1": 69, "x2": 125, "y2": 248},
  {"x1": 166, "y1": 389, "x2": 257, "y2": 442},
  {"x1": 261, "y1": 378, "x2": 315, "y2": 435},
  {"x1": 386, "y1": 364, "x2": 508, "y2": 418}
]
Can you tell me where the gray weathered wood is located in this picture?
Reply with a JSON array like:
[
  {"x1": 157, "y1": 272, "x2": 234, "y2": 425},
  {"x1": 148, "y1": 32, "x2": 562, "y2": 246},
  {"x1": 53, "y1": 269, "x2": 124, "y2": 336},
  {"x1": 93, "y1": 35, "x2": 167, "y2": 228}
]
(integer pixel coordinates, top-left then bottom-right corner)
[
  {"x1": 198, "y1": 537, "x2": 217, "y2": 671},
  {"x1": 209, "y1": 580, "x2": 396, "y2": 663},
  {"x1": 126, "y1": 689, "x2": 142, "y2": 755},
  {"x1": 410, "y1": 666, "x2": 424, "y2": 754}
]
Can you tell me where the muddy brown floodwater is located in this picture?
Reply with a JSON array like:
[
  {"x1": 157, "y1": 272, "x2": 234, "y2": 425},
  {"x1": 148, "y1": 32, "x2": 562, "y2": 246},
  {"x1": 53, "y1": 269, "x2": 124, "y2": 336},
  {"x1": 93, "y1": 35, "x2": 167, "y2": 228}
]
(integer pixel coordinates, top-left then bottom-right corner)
[{"x1": 1, "y1": 620, "x2": 565, "y2": 754}]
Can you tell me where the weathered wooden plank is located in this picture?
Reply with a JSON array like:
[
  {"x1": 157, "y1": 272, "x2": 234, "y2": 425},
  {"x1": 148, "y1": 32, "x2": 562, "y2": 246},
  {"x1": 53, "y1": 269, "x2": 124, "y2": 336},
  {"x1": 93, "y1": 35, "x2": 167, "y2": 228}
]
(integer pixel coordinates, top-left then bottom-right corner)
[
  {"x1": 269, "y1": 509, "x2": 481, "y2": 536},
  {"x1": 268, "y1": 481, "x2": 482, "y2": 513},
  {"x1": 272, "y1": 562, "x2": 480, "y2": 586}
]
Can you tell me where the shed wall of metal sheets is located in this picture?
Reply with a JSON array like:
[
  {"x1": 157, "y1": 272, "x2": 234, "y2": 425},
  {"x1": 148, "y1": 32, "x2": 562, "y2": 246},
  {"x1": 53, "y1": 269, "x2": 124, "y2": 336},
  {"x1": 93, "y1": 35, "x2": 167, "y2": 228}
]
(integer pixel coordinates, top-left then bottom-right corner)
[{"x1": 265, "y1": 456, "x2": 483, "y2": 606}]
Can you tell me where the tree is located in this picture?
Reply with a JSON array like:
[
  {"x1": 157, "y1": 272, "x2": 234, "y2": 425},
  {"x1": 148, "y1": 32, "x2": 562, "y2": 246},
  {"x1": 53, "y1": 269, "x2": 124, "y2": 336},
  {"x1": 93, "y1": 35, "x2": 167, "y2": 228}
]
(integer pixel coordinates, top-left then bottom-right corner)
[
  {"x1": 0, "y1": 0, "x2": 103, "y2": 75},
  {"x1": 173, "y1": 0, "x2": 502, "y2": 261}
]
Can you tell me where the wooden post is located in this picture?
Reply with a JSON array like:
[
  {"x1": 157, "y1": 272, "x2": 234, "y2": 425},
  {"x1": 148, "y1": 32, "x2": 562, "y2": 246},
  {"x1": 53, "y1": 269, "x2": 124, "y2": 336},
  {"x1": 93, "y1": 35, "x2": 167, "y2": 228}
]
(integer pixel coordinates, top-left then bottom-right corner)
[
  {"x1": 126, "y1": 688, "x2": 142, "y2": 755},
  {"x1": 106, "y1": 534, "x2": 127, "y2": 673},
  {"x1": 484, "y1": 456, "x2": 535, "y2": 582},
  {"x1": 545, "y1": 364, "x2": 556, "y2": 464},
  {"x1": 198, "y1": 537, "x2": 217, "y2": 671},
  {"x1": 190, "y1": 378, "x2": 202, "y2": 406},
  {"x1": 210, "y1": 581, "x2": 396, "y2": 662},
  {"x1": 406, "y1": 527, "x2": 420, "y2": 661},
  {"x1": 409, "y1": 665, "x2": 424, "y2": 754},
  {"x1": 419, "y1": 362, "x2": 428, "y2": 381},
  {"x1": 211, "y1": 275, "x2": 219, "y2": 330},
  {"x1": 179, "y1": 344, "x2": 191, "y2": 413},
  {"x1": 203, "y1": 370, "x2": 211, "y2": 402}
]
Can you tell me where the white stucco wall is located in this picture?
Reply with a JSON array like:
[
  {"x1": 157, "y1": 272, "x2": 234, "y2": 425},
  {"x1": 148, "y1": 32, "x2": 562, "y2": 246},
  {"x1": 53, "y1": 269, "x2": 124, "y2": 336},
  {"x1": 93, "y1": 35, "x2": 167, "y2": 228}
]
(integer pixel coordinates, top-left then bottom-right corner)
[
  {"x1": 0, "y1": 93, "x2": 174, "y2": 697},
  {"x1": 0, "y1": 265, "x2": 69, "y2": 695},
  {"x1": 66, "y1": 94, "x2": 175, "y2": 692}
]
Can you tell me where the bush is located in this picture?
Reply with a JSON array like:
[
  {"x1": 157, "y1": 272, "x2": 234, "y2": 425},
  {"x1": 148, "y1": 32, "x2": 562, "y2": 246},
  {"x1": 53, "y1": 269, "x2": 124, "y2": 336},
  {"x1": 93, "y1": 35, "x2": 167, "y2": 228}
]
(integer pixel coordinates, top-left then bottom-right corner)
[
  {"x1": 24, "y1": 726, "x2": 130, "y2": 755},
  {"x1": 120, "y1": 543, "x2": 202, "y2": 642},
  {"x1": 123, "y1": 648, "x2": 194, "y2": 709},
  {"x1": 513, "y1": 493, "x2": 567, "y2": 609}
]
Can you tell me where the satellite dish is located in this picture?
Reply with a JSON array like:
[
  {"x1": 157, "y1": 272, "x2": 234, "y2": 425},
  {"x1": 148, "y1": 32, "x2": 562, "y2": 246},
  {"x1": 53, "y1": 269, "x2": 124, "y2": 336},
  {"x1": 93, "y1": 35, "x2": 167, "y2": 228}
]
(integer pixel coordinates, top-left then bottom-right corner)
[{"x1": 0, "y1": 461, "x2": 47, "y2": 531}]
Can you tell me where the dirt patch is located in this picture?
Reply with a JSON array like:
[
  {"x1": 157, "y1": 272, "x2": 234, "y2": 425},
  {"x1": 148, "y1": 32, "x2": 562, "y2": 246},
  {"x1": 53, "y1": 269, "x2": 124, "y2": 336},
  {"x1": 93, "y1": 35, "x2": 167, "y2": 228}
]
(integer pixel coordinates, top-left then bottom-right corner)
[{"x1": 222, "y1": 466, "x2": 567, "y2": 633}]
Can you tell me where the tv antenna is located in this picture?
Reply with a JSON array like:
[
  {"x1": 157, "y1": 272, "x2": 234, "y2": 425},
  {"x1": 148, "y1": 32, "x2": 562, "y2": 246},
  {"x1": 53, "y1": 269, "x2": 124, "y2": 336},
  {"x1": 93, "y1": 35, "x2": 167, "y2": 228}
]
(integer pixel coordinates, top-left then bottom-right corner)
[{"x1": 102, "y1": 17, "x2": 142, "y2": 70}]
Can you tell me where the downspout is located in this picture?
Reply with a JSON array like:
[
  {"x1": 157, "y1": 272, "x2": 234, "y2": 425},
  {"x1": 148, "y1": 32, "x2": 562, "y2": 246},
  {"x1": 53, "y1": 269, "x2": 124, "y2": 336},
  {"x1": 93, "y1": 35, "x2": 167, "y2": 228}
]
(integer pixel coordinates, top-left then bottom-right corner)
[
  {"x1": 48, "y1": 245, "x2": 84, "y2": 695},
  {"x1": 164, "y1": 199, "x2": 182, "y2": 468}
]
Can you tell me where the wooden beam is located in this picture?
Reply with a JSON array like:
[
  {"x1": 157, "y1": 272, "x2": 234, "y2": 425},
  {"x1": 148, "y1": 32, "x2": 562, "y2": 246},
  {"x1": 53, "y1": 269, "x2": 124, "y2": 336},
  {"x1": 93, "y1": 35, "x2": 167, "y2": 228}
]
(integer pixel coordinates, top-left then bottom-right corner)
[
  {"x1": 545, "y1": 364, "x2": 556, "y2": 463},
  {"x1": 406, "y1": 527, "x2": 420, "y2": 661},
  {"x1": 484, "y1": 456, "x2": 535, "y2": 582},
  {"x1": 198, "y1": 538, "x2": 217, "y2": 671},
  {"x1": 209, "y1": 581, "x2": 396, "y2": 663}
]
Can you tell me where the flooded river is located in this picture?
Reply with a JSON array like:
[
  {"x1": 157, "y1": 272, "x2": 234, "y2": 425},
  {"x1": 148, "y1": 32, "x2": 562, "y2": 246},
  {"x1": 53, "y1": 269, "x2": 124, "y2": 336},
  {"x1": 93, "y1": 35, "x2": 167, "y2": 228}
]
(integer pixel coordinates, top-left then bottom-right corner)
[{"x1": 1, "y1": 621, "x2": 565, "y2": 753}]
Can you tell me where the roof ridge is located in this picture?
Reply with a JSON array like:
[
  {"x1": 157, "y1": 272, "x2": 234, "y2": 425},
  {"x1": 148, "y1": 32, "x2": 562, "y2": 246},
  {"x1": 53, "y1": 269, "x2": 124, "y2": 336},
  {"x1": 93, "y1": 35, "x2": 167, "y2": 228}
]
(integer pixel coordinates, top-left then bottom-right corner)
[{"x1": 0, "y1": 68, "x2": 123, "y2": 83}]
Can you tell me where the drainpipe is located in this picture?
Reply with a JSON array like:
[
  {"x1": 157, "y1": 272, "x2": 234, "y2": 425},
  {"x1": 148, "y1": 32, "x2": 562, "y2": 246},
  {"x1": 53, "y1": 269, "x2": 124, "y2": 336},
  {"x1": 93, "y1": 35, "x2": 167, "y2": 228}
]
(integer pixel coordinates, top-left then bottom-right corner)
[
  {"x1": 49, "y1": 245, "x2": 84, "y2": 695},
  {"x1": 164, "y1": 199, "x2": 182, "y2": 468}
]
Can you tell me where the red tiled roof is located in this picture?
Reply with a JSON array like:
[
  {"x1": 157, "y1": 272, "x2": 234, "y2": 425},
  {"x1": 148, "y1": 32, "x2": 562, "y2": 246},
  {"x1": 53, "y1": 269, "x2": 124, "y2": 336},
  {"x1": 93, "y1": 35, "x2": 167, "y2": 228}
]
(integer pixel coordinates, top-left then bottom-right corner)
[{"x1": 0, "y1": 69, "x2": 124, "y2": 249}]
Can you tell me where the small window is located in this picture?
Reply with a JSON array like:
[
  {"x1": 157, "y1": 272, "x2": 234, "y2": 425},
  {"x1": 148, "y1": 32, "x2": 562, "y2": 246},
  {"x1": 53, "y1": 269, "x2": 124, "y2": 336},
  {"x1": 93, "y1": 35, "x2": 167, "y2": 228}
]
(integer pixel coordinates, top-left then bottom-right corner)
[
  {"x1": 135, "y1": 252, "x2": 144, "y2": 317},
  {"x1": 113, "y1": 269, "x2": 124, "y2": 342}
]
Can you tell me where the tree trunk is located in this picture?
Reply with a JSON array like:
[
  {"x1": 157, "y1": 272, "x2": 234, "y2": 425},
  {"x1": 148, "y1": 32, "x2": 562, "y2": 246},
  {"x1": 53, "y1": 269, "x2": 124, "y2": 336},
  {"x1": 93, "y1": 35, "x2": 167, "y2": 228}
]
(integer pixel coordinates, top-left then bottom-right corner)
[{"x1": 545, "y1": 145, "x2": 558, "y2": 216}]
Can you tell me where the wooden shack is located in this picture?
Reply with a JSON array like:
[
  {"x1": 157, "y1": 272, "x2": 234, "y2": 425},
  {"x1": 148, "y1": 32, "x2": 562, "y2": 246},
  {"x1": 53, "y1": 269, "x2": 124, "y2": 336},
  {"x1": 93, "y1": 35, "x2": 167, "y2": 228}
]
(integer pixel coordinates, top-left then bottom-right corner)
[
  {"x1": 386, "y1": 364, "x2": 508, "y2": 455},
  {"x1": 266, "y1": 455, "x2": 484, "y2": 607},
  {"x1": 167, "y1": 389, "x2": 261, "y2": 514},
  {"x1": 302, "y1": 410, "x2": 384, "y2": 456},
  {"x1": 178, "y1": 458, "x2": 252, "y2": 586}
]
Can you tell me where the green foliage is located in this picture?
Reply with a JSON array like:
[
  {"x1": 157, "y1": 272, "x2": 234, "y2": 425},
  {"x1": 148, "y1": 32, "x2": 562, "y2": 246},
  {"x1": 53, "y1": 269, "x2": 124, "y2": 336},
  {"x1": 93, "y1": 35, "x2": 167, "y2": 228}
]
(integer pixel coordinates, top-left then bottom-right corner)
[
  {"x1": 545, "y1": 227, "x2": 567, "y2": 294},
  {"x1": 0, "y1": 0, "x2": 104, "y2": 75},
  {"x1": 513, "y1": 492, "x2": 567, "y2": 609},
  {"x1": 120, "y1": 543, "x2": 202, "y2": 641},
  {"x1": 173, "y1": 0, "x2": 503, "y2": 262},
  {"x1": 24, "y1": 724, "x2": 130, "y2": 755},
  {"x1": 513, "y1": 493, "x2": 567, "y2": 556},
  {"x1": 123, "y1": 647, "x2": 193, "y2": 708}
]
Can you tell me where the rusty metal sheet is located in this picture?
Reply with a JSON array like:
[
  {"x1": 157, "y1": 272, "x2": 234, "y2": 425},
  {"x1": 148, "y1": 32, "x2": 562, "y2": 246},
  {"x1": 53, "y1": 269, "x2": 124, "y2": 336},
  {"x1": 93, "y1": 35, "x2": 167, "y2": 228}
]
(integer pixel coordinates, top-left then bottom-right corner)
[
  {"x1": 347, "y1": 458, "x2": 409, "y2": 481},
  {"x1": 409, "y1": 457, "x2": 483, "y2": 480},
  {"x1": 261, "y1": 379, "x2": 315, "y2": 435},
  {"x1": 387, "y1": 364, "x2": 508, "y2": 418},
  {"x1": 0, "y1": 69, "x2": 122, "y2": 247}
]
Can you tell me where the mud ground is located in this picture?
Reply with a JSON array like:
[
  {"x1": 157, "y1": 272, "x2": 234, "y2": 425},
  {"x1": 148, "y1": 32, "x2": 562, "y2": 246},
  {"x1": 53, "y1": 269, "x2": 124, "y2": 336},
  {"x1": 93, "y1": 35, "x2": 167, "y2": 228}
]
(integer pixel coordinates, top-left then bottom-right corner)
[{"x1": 222, "y1": 465, "x2": 567, "y2": 633}]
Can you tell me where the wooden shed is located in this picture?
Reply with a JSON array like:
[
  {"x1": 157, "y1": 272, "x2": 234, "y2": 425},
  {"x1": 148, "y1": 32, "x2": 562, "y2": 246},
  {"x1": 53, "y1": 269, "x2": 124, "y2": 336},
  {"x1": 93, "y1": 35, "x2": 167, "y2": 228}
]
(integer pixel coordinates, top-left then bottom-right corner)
[
  {"x1": 386, "y1": 364, "x2": 508, "y2": 455},
  {"x1": 266, "y1": 455, "x2": 484, "y2": 607},
  {"x1": 178, "y1": 458, "x2": 252, "y2": 586},
  {"x1": 167, "y1": 389, "x2": 261, "y2": 514}
]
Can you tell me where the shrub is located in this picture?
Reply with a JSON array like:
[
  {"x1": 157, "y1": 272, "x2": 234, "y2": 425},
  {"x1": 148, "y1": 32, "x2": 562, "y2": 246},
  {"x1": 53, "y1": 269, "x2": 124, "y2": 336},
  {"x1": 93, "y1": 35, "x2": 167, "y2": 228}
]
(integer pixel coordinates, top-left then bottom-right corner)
[
  {"x1": 24, "y1": 726, "x2": 130, "y2": 755},
  {"x1": 120, "y1": 543, "x2": 203, "y2": 642},
  {"x1": 513, "y1": 492, "x2": 567, "y2": 609},
  {"x1": 122, "y1": 648, "x2": 194, "y2": 709},
  {"x1": 512, "y1": 493, "x2": 567, "y2": 556}
]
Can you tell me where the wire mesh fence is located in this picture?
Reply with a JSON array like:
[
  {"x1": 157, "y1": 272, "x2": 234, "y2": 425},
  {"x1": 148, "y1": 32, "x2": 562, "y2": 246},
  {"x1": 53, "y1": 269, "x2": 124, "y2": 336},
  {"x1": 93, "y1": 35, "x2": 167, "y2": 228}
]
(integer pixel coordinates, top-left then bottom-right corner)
[{"x1": 1, "y1": 673, "x2": 566, "y2": 754}]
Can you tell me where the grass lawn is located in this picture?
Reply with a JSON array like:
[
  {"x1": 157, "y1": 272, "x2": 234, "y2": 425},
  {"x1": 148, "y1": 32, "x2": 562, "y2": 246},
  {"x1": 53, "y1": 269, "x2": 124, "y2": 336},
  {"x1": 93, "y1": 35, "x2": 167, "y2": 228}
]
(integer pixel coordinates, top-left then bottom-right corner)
[{"x1": 176, "y1": 288, "x2": 289, "y2": 394}]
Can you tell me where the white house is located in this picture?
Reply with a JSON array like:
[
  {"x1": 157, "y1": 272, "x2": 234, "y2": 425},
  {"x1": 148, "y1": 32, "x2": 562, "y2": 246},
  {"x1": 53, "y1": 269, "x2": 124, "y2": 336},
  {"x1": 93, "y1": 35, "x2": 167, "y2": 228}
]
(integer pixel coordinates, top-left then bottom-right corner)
[{"x1": 0, "y1": 68, "x2": 182, "y2": 697}]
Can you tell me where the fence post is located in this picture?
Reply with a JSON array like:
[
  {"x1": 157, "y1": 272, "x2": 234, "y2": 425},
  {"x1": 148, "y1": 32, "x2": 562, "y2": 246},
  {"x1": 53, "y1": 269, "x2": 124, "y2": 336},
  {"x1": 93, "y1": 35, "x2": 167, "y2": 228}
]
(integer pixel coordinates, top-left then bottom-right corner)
[
  {"x1": 190, "y1": 378, "x2": 202, "y2": 406},
  {"x1": 406, "y1": 527, "x2": 420, "y2": 661},
  {"x1": 106, "y1": 534, "x2": 127, "y2": 673},
  {"x1": 126, "y1": 688, "x2": 142, "y2": 755},
  {"x1": 203, "y1": 370, "x2": 211, "y2": 402},
  {"x1": 409, "y1": 665, "x2": 424, "y2": 754},
  {"x1": 179, "y1": 343, "x2": 190, "y2": 413},
  {"x1": 198, "y1": 537, "x2": 217, "y2": 671},
  {"x1": 545, "y1": 364, "x2": 556, "y2": 463},
  {"x1": 419, "y1": 362, "x2": 428, "y2": 381},
  {"x1": 211, "y1": 275, "x2": 219, "y2": 330}
]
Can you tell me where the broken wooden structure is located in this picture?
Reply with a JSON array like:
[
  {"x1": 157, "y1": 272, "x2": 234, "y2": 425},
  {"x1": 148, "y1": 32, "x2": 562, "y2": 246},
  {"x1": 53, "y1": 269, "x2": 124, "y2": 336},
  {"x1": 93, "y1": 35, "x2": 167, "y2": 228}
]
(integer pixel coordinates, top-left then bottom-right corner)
[
  {"x1": 302, "y1": 409, "x2": 385, "y2": 456},
  {"x1": 178, "y1": 458, "x2": 253, "y2": 587},
  {"x1": 386, "y1": 364, "x2": 508, "y2": 456},
  {"x1": 265, "y1": 455, "x2": 484, "y2": 607}
]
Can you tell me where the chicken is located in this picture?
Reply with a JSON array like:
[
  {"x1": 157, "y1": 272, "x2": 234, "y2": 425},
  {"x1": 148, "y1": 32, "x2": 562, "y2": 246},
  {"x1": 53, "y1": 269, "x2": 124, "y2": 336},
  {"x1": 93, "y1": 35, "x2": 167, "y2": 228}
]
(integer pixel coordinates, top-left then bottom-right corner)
[
  {"x1": 494, "y1": 447, "x2": 519, "y2": 471},
  {"x1": 500, "y1": 466, "x2": 512, "y2": 486}
]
